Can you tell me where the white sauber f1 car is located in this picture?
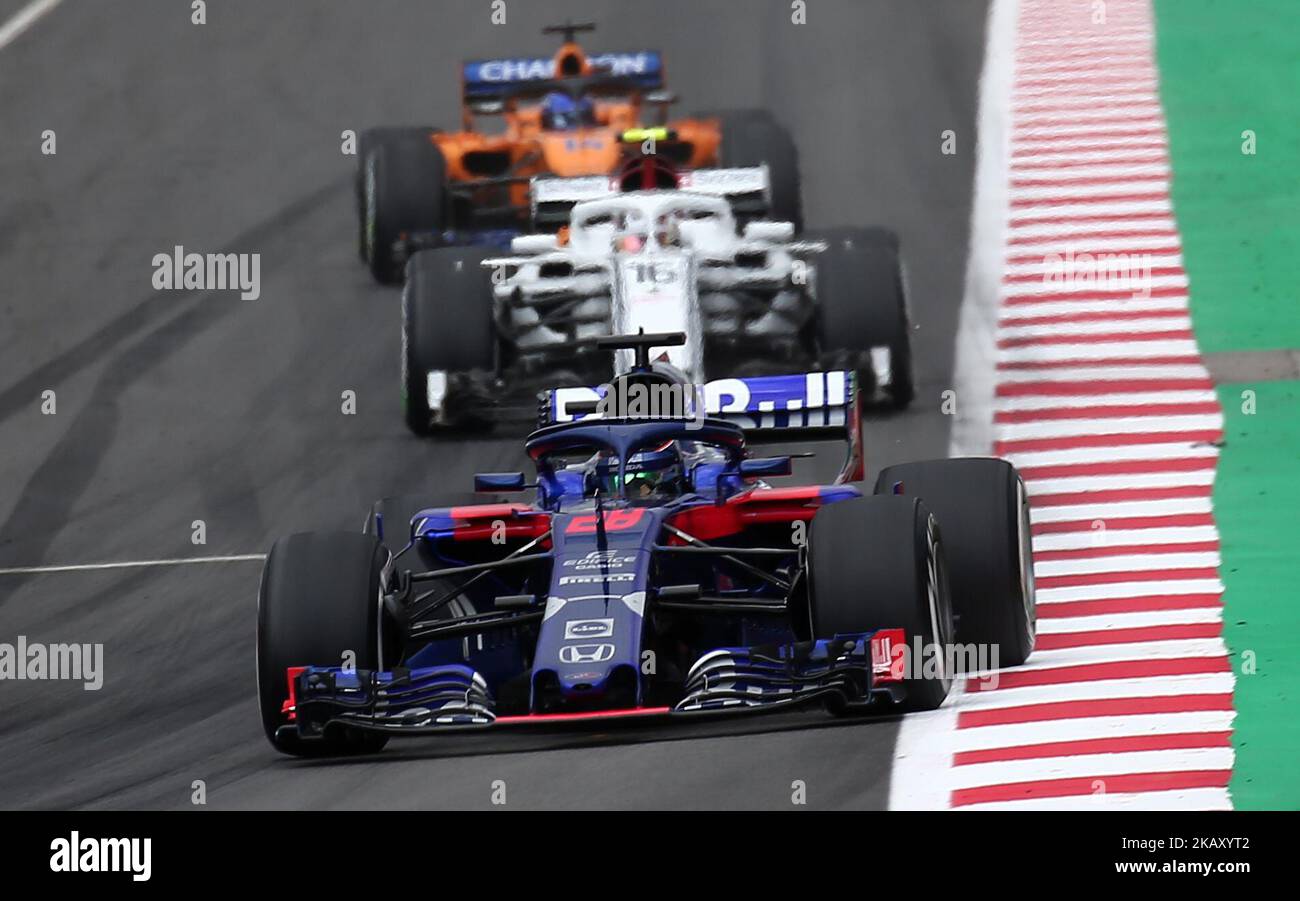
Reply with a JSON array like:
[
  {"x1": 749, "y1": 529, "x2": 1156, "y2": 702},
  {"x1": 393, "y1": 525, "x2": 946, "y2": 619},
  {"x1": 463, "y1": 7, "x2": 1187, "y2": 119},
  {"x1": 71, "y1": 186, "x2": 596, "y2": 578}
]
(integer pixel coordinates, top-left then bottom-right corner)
[{"x1": 401, "y1": 156, "x2": 914, "y2": 433}]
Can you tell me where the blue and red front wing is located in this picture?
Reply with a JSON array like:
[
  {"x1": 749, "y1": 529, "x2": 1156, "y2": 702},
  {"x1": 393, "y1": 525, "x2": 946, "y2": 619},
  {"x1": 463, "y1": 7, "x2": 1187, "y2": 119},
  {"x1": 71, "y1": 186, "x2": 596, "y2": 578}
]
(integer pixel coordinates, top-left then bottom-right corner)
[{"x1": 280, "y1": 629, "x2": 909, "y2": 740}]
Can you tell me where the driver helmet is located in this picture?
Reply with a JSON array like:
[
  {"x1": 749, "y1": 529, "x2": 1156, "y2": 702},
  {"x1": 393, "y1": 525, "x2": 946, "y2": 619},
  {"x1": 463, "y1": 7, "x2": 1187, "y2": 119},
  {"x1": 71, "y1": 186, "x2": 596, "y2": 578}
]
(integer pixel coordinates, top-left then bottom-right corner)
[
  {"x1": 589, "y1": 443, "x2": 683, "y2": 497},
  {"x1": 540, "y1": 91, "x2": 595, "y2": 131},
  {"x1": 655, "y1": 211, "x2": 684, "y2": 248},
  {"x1": 617, "y1": 233, "x2": 647, "y2": 253}
]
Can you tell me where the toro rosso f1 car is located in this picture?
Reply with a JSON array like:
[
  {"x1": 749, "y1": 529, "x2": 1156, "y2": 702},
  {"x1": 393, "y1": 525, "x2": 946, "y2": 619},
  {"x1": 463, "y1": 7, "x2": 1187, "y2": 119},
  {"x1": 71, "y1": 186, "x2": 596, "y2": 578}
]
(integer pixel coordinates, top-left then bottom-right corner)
[
  {"x1": 357, "y1": 22, "x2": 800, "y2": 282},
  {"x1": 257, "y1": 334, "x2": 1035, "y2": 756},
  {"x1": 401, "y1": 160, "x2": 912, "y2": 435}
]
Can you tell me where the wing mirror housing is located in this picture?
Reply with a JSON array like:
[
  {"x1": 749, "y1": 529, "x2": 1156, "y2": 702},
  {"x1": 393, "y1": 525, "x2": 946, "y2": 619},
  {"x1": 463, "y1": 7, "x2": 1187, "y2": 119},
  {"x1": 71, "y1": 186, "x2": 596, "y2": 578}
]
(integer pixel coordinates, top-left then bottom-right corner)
[
  {"x1": 742, "y1": 221, "x2": 795, "y2": 243},
  {"x1": 510, "y1": 234, "x2": 560, "y2": 254}
]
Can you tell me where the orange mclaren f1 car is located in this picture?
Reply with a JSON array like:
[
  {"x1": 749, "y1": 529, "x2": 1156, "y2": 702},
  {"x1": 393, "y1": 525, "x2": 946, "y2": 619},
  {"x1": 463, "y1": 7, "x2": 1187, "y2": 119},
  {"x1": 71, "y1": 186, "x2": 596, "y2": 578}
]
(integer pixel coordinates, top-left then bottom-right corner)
[{"x1": 356, "y1": 22, "x2": 801, "y2": 282}]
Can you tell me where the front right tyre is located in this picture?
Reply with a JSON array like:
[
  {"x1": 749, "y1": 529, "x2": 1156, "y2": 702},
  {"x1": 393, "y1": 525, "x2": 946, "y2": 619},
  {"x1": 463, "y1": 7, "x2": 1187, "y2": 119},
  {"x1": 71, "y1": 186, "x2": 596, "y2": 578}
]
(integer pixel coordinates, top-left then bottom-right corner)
[
  {"x1": 873, "y1": 458, "x2": 1036, "y2": 667},
  {"x1": 362, "y1": 130, "x2": 446, "y2": 284},
  {"x1": 401, "y1": 247, "x2": 498, "y2": 435},
  {"x1": 355, "y1": 126, "x2": 437, "y2": 262},
  {"x1": 256, "y1": 531, "x2": 392, "y2": 756}
]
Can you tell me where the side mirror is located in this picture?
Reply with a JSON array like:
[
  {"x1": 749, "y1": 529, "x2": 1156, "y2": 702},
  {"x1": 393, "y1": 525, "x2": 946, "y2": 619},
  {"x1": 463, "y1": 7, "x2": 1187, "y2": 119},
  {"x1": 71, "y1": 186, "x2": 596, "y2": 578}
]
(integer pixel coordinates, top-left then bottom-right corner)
[
  {"x1": 738, "y1": 456, "x2": 793, "y2": 479},
  {"x1": 474, "y1": 472, "x2": 527, "y2": 492},
  {"x1": 678, "y1": 218, "x2": 722, "y2": 251},
  {"x1": 510, "y1": 234, "x2": 559, "y2": 254},
  {"x1": 742, "y1": 221, "x2": 795, "y2": 243}
]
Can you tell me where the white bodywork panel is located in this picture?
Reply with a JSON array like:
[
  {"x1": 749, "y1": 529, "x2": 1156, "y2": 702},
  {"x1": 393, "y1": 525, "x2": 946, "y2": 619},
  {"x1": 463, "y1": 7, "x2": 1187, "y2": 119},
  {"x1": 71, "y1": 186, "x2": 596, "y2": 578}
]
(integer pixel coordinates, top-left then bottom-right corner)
[
  {"x1": 611, "y1": 254, "x2": 702, "y2": 379},
  {"x1": 483, "y1": 188, "x2": 824, "y2": 382}
]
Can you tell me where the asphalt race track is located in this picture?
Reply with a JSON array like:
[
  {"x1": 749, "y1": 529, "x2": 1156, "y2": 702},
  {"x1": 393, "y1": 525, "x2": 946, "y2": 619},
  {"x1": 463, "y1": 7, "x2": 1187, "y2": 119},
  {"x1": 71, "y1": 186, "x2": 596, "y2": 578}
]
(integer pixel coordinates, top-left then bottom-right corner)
[{"x1": 0, "y1": 0, "x2": 988, "y2": 809}]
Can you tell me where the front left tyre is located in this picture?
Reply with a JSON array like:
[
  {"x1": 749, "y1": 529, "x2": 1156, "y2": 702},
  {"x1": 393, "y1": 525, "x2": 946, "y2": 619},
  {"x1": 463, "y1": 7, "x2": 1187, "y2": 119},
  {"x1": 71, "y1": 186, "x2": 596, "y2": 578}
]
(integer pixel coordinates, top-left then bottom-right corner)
[{"x1": 810, "y1": 226, "x2": 915, "y2": 409}]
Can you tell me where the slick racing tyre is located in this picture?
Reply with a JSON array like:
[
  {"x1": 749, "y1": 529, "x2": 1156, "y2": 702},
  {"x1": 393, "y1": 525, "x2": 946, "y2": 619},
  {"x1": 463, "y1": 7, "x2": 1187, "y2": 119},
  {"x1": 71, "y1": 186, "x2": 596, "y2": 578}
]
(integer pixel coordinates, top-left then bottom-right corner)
[
  {"x1": 355, "y1": 126, "x2": 437, "y2": 261},
  {"x1": 706, "y1": 108, "x2": 803, "y2": 230},
  {"x1": 363, "y1": 130, "x2": 446, "y2": 284},
  {"x1": 808, "y1": 495, "x2": 954, "y2": 711},
  {"x1": 257, "y1": 531, "x2": 393, "y2": 756},
  {"x1": 401, "y1": 247, "x2": 497, "y2": 435},
  {"x1": 874, "y1": 458, "x2": 1036, "y2": 668},
  {"x1": 810, "y1": 226, "x2": 914, "y2": 408}
]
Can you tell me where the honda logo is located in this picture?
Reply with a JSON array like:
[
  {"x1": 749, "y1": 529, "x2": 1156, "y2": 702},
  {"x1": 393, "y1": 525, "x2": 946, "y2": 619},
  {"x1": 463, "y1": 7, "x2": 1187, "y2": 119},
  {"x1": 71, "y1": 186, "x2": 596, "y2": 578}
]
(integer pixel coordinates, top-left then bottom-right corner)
[{"x1": 559, "y1": 644, "x2": 615, "y2": 664}]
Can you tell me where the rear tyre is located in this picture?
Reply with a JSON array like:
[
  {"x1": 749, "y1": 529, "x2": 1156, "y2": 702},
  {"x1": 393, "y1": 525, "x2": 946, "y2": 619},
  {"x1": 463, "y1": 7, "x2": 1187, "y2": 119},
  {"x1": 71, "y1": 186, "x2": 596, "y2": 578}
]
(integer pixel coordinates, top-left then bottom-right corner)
[
  {"x1": 364, "y1": 133, "x2": 446, "y2": 284},
  {"x1": 355, "y1": 127, "x2": 437, "y2": 261},
  {"x1": 810, "y1": 226, "x2": 914, "y2": 408},
  {"x1": 402, "y1": 247, "x2": 497, "y2": 435},
  {"x1": 256, "y1": 532, "x2": 391, "y2": 756},
  {"x1": 873, "y1": 458, "x2": 1036, "y2": 667},
  {"x1": 706, "y1": 108, "x2": 803, "y2": 230},
  {"x1": 808, "y1": 495, "x2": 953, "y2": 711}
]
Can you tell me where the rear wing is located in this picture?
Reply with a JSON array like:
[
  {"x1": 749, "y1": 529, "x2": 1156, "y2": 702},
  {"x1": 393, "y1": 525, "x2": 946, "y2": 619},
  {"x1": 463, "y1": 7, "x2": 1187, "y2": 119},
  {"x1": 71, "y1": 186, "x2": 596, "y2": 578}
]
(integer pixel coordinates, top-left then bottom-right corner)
[
  {"x1": 540, "y1": 371, "x2": 864, "y2": 483},
  {"x1": 531, "y1": 166, "x2": 771, "y2": 227},
  {"x1": 462, "y1": 51, "x2": 664, "y2": 107}
]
